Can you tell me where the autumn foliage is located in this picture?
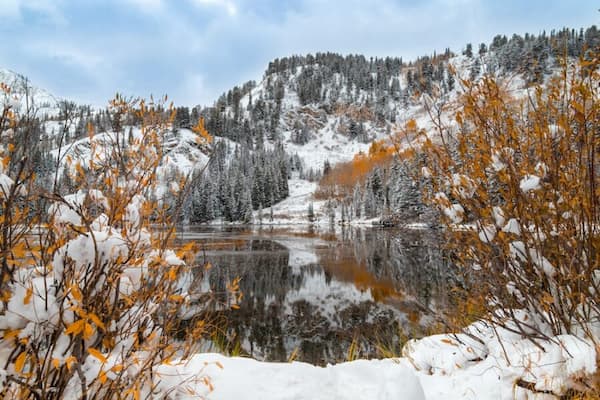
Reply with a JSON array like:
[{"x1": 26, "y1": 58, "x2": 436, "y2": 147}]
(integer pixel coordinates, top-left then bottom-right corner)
[
  {"x1": 417, "y1": 53, "x2": 600, "y2": 351},
  {"x1": 315, "y1": 139, "x2": 407, "y2": 200},
  {"x1": 0, "y1": 88, "x2": 214, "y2": 399}
]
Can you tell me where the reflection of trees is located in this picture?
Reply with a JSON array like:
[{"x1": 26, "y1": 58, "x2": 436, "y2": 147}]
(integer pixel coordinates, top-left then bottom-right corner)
[
  {"x1": 190, "y1": 230, "x2": 453, "y2": 364},
  {"x1": 206, "y1": 239, "x2": 292, "y2": 303},
  {"x1": 342, "y1": 228, "x2": 451, "y2": 307}
]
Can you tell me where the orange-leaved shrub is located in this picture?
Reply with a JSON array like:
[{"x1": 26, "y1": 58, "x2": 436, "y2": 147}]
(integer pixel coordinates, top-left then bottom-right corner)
[
  {"x1": 417, "y1": 54, "x2": 599, "y2": 346},
  {"x1": 0, "y1": 85, "x2": 217, "y2": 399}
]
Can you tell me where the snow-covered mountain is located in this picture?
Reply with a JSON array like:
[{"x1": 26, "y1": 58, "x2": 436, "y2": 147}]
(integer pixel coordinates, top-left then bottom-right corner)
[
  {"x1": 2, "y1": 25, "x2": 598, "y2": 225},
  {"x1": 0, "y1": 68, "x2": 60, "y2": 117}
]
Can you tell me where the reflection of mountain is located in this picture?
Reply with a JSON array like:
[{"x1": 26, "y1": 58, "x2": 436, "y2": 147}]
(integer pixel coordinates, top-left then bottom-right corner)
[{"x1": 190, "y1": 228, "x2": 451, "y2": 365}]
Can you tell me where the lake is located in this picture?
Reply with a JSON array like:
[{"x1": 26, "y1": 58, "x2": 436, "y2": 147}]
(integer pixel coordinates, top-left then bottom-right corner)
[{"x1": 179, "y1": 226, "x2": 453, "y2": 365}]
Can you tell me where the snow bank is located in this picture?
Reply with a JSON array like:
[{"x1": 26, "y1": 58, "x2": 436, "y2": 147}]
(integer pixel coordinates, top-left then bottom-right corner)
[
  {"x1": 156, "y1": 353, "x2": 425, "y2": 400},
  {"x1": 403, "y1": 320, "x2": 598, "y2": 399},
  {"x1": 157, "y1": 318, "x2": 598, "y2": 399}
]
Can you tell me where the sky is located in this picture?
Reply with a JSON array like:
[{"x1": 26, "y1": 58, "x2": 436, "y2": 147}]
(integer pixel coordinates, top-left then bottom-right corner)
[{"x1": 0, "y1": 0, "x2": 598, "y2": 108}]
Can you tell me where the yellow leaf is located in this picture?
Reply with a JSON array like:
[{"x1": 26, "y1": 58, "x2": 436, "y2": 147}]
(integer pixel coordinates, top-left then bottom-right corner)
[
  {"x1": 65, "y1": 356, "x2": 77, "y2": 371},
  {"x1": 65, "y1": 319, "x2": 85, "y2": 336},
  {"x1": 23, "y1": 287, "x2": 33, "y2": 305},
  {"x1": 70, "y1": 284, "x2": 82, "y2": 302},
  {"x1": 82, "y1": 322, "x2": 94, "y2": 340},
  {"x1": 52, "y1": 358, "x2": 60, "y2": 369},
  {"x1": 88, "y1": 313, "x2": 105, "y2": 330},
  {"x1": 88, "y1": 348, "x2": 107, "y2": 363},
  {"x1": 15, "y1": 352, "x2": 27, "y2": 373}
]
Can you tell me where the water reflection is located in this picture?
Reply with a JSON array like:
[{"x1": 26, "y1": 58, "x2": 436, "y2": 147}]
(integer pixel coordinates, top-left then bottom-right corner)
[{"x1": 183, "y1": 226, "x2": 450, "y2": 365}]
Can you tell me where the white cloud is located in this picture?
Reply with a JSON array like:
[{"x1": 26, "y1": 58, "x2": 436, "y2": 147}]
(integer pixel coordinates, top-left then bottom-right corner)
[
  {"x1": 0, "y1": 0, "x2": 65, "y2": 24},
  {"x1": 125, "y1": 0, "x2": 163, "y2": 11},
  {"x1": 190, "y1": 0, "x2": 237, "y2": 16}
]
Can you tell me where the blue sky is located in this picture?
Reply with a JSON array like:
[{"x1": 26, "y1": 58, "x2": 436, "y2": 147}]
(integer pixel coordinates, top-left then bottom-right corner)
[{"x1": 0, "y1": 0, "x2": 597, "y2": 107}]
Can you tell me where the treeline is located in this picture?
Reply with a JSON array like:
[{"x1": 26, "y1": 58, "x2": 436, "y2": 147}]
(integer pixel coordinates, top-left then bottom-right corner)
[
  {"x1": 175, "y1": 25, "x2": 600, "y2": 148},
  {"x1": 13, "y1": 25, "x2": 600, "y2": 226},
  {"x1": 318, "y1": 146, "x2": 434, "y2": 224},
  {"x1": 187, "y1": 140, "x2": 291, "y2": 223}
]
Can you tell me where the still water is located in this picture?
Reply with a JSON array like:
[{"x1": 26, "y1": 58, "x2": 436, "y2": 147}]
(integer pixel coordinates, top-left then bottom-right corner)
[{"x1": 180, "y1": 226, "x2": 453, "y2": 365}]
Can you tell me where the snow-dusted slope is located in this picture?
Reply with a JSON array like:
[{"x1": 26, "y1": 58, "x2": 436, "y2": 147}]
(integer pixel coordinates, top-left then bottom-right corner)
[
  {"x1": 0, "y1": 68, "x2": 60, "y2": 116},
  {"x1": 50, "y1": 127, "x2": 211, "y2": 181}
]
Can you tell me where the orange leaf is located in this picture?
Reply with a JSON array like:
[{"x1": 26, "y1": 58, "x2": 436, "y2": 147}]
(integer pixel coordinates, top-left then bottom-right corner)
[
  {"x1": 14, "y1": 352, "x2": 27, "y2": 373},
  {"x1": 440, "y1": 338, "x2": 457, "y2": 346},
  {"x1": 70, "y1": 284, "x2": 82, "y2": 302},
  {"x1": 82, "y1": 322, "x2": 94, "y2": 340},
  {"x1": 88, "y1": 348, "x2": 107, "y2": 363},
  {"x1": 88, "y1": 313, "x2": 105, "y2": 330},
  {"x1": 23, "y1": 287, "x2": 33, "y2": 305},
  {"x1": 65, "y1": 356, "x2": 77, "y2": 371},
  {"x1": 3, "y1": 329, "x2": 20, "y2": 341},
  {"x1": 65, "y1": 319, "x2": 85, "y2": 336}
]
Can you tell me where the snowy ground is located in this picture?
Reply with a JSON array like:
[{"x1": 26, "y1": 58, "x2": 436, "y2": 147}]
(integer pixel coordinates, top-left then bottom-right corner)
[
  {"x1": 253, "y1": 178, "x2": 319, "y2": 224},
  {"x1": 252, "y1": 177, "x2": 381, "y2": 227},
  {"x1": 156, "y1": 353, "x2": 426, "y2": 400},
  {"x1": 157, "y1": 321, "x2": 598, "y2": 400}
]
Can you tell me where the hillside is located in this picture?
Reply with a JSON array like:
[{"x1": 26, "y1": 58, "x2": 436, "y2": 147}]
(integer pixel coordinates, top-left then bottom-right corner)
[{"x1": 2, "y1": 25, "x2": 599, "y2": 225}]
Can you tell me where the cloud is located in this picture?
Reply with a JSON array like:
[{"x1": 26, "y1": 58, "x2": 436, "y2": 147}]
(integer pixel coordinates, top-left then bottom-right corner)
[
  {"x1": 0, "y1": 0, "x2": 65, "y2": 24},
  {"x1": 190, "y1": 0, "x2": 238, "y2": 16},
  {"x1": 123, "y1": 0, "x2": 164, "y2": 13},
  {"x1": 1, "y1": 0, "x2": 598, "y2": 108}
]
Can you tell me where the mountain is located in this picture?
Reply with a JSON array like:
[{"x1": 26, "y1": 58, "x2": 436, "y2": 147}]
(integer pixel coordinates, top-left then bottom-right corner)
[
  {"x1": 185, "y1": 25, "x2": 600, "y2": 224},
  {"x1": 0, "y1": 68, "x2": 60, "y2": 117},
  {"x1": 2, "y1": 25, "x2": 599, "y2": 225}
]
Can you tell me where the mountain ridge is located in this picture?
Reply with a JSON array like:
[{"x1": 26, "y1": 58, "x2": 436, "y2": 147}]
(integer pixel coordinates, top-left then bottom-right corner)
[{"x1": 2, "y1": 24, "x2": 599, "y2": 224}]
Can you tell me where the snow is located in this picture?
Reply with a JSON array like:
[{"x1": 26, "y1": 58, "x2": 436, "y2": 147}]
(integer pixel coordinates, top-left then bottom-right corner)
[
  {"x1": 452, "y1": 173, "x2": 477, "y2": 199},
  {"x1": 520, "y1": 175, "x2": 541, "y2": 192},
  {"x1": 402, "y1": 334, "x2": 488, "y2": 375},
  {"x1": 492, "y1": 206, "x2": 505, "y2": 227},
  {"x1": 150, "y1": 317, "x2": 597, "y2": 400},
  {"x1": 502, "y1": 218, "x2": 521, "y2": 235},
  {"x1": 155, "y1": 353, "x2": 425, "y2": 400},
  {"x1": 478, "y1": 224, "x2": 496, "y2": 243},
  {"x1": 0, "y1": 68, "x2": 60, "y2": 116},
  {"x1": 252, "y1": 178, "x2": 322, "y2": 225},
  {"x1": 443, "y1": 203, "x2": 464, "y2": 224}
]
